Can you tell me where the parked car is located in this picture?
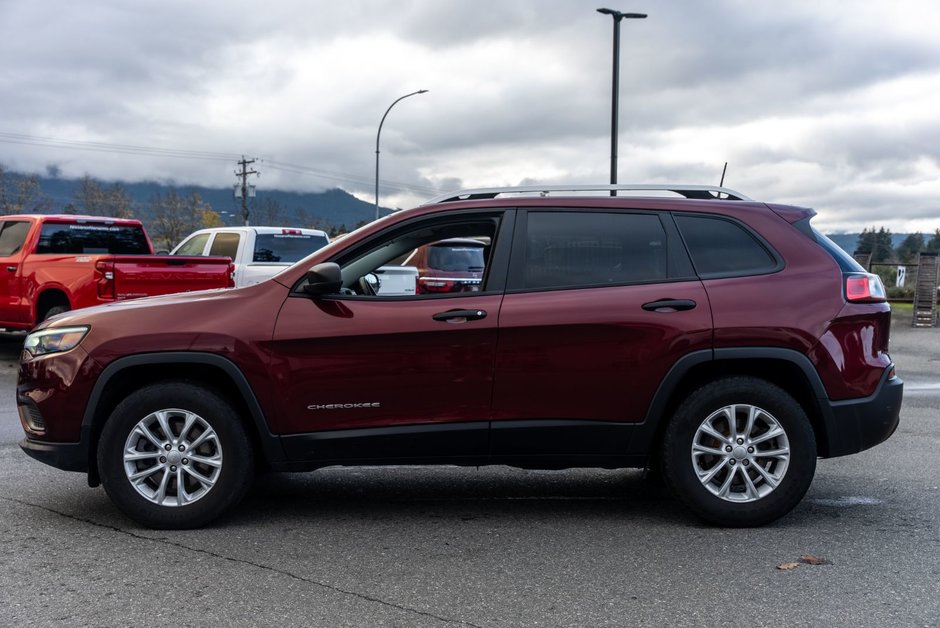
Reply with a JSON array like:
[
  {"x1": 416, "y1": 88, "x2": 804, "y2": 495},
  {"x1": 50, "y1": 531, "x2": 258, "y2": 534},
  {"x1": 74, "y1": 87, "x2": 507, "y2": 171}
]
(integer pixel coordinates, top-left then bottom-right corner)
[
  {"x1": 17, "y1": 184, "x2": 902, "y2": 529},
  {"x1": 370, "y1": 238, "x2": 487, "y2": 296},
  {"x1": 0, "y1": 214, "x2": 234, "y2": 331},
  {"x1": 172, "y1": 226, "x2": 330, "y2": 288}
]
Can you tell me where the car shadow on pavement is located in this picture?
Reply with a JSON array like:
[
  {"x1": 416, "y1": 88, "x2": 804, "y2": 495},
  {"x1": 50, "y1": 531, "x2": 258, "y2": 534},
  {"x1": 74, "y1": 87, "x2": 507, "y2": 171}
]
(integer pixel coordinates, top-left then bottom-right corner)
[{"x1": 228, "y1": 466, "x2": 703, "y2": 528}]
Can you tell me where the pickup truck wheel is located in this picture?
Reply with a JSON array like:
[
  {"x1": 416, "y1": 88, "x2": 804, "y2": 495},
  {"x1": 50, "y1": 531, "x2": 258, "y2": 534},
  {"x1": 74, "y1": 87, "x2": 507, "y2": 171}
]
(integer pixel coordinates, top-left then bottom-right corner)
[
  {"x1": 662, "y1": 377, "x2": 816, "y2": 527},
  {"x1": 97, "y1": 382, "x2": 254, "y2": 529},
  {"x1": 42, "y1": 305, "x2": 70, "y2": 321}
]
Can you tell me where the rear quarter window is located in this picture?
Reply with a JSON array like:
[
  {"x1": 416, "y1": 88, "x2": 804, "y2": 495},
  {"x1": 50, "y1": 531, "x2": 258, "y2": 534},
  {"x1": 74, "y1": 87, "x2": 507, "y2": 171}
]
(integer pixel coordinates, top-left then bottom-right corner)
[{"x1": 675, "y1": 214, "x2": 780, "y2": 278}]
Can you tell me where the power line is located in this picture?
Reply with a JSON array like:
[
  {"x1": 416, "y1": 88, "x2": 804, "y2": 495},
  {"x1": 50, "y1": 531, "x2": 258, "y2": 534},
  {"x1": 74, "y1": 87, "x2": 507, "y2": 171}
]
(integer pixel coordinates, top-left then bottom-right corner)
[
  {"x1": 0, "y1": 131, "x2": 442, "y2": 198},
  {"x1": 0, "y1": 132, "x2": 241, "y2": 162}
]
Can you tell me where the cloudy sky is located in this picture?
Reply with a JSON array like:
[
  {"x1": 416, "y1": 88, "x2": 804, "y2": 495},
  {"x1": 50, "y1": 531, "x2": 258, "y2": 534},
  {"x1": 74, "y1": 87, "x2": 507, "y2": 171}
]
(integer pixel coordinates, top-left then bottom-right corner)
[{"x1": 2, "y1": 0, "x2": 940, "y2": 232}]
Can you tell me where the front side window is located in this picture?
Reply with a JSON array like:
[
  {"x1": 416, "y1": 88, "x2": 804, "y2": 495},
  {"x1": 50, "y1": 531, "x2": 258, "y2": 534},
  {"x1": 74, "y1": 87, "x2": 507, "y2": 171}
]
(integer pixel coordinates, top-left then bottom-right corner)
[
  {"x1": 522, "y1": 211, "x2": 667, "y2": 290},
  {"x1": 675, "y1": 214, "x2": 778, "y2": 277},
  {"x1": 326, "y1": 218, "x2": 499, "y2": 297},
  {"x1": 174, "y1": 233, "x2": 210, "y2": 256}
]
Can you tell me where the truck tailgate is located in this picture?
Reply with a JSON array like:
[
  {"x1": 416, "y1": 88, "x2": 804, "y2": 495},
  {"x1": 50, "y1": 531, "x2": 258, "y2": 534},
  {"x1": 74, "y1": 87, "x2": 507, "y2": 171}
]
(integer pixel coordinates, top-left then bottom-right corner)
[{"x1": 108, "y1": 255, "x2": 233, "y2": 299}]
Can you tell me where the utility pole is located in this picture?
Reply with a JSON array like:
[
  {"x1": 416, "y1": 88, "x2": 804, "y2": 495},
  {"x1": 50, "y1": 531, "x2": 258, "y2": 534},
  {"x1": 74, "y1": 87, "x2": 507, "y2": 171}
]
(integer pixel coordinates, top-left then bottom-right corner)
[{"x1": 234, "y1": 156, "x2": 259, "y2": 226}]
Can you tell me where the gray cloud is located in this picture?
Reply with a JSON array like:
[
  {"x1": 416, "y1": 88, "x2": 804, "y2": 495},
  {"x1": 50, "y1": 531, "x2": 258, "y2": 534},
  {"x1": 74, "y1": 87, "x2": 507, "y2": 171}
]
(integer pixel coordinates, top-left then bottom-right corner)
[{"x1": 1, "y1": 0, "x2": 939, "y2": 231}]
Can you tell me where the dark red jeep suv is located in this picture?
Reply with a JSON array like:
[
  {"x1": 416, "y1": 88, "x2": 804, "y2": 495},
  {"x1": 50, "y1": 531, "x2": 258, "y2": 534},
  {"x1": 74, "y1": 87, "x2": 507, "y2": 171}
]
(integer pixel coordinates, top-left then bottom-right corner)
[{"x1": 17, "y1": 184, "x2": 903, "y2": 529}]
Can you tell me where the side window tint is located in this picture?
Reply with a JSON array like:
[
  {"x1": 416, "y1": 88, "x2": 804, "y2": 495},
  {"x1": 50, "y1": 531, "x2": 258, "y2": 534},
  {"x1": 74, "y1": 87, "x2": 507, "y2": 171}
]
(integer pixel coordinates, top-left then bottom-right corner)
[
  {"x1": 524, "y1": 212, "x2": 667, "y2": 290},
  {"x1": 675, "y1": 215, "x2": 777, "y2": 277},
  {"x1": 175, "y1": 233, "x2": 210, "y2": 256},
  {"x1": 209, "y1": 233, "x2": 241, "y2": 260},
  {"x1": 0, "y1": 221, "x2": 31, "y2": 256},
  {"x1": 329, "y1": 219, "x2": 499, "y2": 297}
]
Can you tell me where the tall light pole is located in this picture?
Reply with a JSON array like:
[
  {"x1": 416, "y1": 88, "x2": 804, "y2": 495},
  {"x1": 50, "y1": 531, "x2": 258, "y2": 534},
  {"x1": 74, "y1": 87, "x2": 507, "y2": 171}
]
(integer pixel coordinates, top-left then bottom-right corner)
[
  {"x1": 375, "y1": 89, "x2": 428, "y2": 220},
  {"x1": 597, "y1": 8, "x2": 646, "y2": 195}
]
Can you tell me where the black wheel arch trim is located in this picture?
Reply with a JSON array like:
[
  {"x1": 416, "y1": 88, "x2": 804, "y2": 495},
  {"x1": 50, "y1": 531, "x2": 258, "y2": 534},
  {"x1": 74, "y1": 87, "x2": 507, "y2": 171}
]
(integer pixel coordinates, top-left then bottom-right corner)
[
  {"x1": 82, "y1": 352, "x2": 287, "y2": 467},
  {"x1": 635, "y1": 347, "x2": 846, "y2": 457}
]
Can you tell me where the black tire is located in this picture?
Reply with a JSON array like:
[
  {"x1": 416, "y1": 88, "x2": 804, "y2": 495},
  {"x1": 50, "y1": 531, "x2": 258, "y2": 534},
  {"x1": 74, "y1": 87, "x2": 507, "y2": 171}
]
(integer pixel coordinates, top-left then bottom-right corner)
[
  {"x1": 662, "y1": 377, "x2": 816, "y2": 527},
  {"x1": 97, "y1": 382, "x2": 254, "y2": 529},
  {"x1": 42, "y1": 304, "x2": 70, "y2": 321}
]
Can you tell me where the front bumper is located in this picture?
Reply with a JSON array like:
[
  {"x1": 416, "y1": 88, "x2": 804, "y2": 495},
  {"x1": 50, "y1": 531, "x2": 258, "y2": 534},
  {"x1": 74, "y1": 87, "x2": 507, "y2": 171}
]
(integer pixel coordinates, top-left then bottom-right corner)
[
  {"x1": 822, "y1": 368, "x2": 903, "y2": 458},
  {"x1": 20, "y1": 436, "x2": 88, "y2": 472}
]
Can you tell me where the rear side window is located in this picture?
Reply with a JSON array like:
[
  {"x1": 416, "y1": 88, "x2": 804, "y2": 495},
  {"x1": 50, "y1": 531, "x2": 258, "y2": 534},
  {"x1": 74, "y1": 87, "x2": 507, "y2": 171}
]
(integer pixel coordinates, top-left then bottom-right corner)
[
  {"x1": 209, "y1": 233, "x2": 241, "y2": 260},
  {"x1": 675, "y1": 215, "x2": 778, "y2": 277},
  {"x1": 253, "y1": 233, "x2": 329, "y2": 263},
  {"x1": 523, "y1": 211, "x2": 667, "y2": 289},
  {"x1": 0, "y1": 221, "x2": 31, "y2": 256},
  {"x1": 36, "y1": 222, "x2": 150, "y2": 254}
]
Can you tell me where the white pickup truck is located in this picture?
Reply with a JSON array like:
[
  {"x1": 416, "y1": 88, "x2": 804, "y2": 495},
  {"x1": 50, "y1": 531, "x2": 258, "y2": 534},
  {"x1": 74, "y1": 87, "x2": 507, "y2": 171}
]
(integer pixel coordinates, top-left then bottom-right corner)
[{"x1": 171, "y1": 226, "x2": 330, "y2": 288}]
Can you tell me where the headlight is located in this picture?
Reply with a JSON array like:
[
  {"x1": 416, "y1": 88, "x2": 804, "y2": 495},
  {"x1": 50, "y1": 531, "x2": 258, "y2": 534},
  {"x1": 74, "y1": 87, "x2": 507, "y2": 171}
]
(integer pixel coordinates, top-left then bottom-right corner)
[{"x1": 23, "y1": 326, "x2": 90, "y2": 358}]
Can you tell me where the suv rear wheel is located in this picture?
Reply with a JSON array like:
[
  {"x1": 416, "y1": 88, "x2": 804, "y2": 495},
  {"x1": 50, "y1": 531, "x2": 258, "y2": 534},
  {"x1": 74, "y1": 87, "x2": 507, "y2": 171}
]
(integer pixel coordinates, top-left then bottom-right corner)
[
  {"x1": 662, "y1": 377, "x2": 816, "y2": 527},
  {"x1": 97, "y1": 382, "x2": 254, "y2": 529}
]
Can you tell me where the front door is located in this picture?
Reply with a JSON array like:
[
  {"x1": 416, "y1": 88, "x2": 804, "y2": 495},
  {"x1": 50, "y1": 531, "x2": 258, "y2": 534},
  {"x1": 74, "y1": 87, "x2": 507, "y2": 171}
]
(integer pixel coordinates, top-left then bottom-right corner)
[{"x1": 268, "y1": 211, "x2": 513, "y2": 465}]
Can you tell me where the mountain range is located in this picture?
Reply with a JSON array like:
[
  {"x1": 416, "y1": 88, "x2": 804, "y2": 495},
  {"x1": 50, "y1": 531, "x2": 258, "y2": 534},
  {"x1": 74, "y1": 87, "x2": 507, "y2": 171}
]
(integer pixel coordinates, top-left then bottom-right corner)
[{"x1": 0, "y1": 169, "x2": 919, "y2": 252}]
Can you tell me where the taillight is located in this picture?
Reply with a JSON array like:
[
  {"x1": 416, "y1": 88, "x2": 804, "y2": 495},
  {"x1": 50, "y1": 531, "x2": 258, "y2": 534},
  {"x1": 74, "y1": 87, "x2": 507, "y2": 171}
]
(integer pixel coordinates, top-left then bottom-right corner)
[
  {"x1": 417, "y1": 278, "x2": 454, "y2": 294},
  {"x1": 95, "y1": 260, "x2": 115, "y2": 299},
  {"x1": 845, "y1": 272, "x2": 886, "y2": 303},
  {"x1": 228, "y1": 262, "x2": 236, "y2": 287}
]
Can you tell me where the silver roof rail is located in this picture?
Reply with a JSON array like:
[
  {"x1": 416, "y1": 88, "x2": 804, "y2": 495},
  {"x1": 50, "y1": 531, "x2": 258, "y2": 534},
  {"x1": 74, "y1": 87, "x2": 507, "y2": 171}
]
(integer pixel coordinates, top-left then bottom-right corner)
[{"x1": 423, "y1": 184, "x2": 752, "y2": 204}]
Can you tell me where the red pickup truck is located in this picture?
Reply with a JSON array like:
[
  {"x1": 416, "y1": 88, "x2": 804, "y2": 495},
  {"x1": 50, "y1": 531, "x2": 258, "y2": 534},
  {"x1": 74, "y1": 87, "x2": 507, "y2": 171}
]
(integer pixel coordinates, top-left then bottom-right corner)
[{"x1": 0, "y1": 214, "x2": 234, "y2": 330}]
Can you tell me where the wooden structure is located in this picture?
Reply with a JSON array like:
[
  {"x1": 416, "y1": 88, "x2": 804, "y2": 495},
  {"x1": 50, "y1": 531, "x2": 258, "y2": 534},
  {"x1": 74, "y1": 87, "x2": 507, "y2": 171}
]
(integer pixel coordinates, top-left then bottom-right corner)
[{"x1": 912, "y1": 252, "x2": 939, "y2": 328}]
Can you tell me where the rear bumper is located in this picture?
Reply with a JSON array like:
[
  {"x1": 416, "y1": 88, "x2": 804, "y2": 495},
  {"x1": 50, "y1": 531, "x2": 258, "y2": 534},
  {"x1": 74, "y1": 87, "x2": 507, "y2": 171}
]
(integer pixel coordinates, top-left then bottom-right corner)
[
  {"x1": 19, "y1": 437, "x2": 88, "y2": 473},
  {"x1": 822, "y1": 369, "x2": 903, "y2": 458}
]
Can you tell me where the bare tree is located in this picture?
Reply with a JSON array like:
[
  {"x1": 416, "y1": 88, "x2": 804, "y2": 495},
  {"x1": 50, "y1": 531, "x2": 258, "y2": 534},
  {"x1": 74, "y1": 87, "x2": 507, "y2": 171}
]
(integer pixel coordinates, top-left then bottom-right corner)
[
  {"x1": 73, "y1": 177, "x2": 134, "y2": 218},
  {"x1": 149, "y1": 189, "x2": 214, "y2": 250},
  {"x1": 251, "y1": 197, "x2": 286, "y2": 226},
  {"x1": 0, "y1": 167, "x2": 51, "y2": 214}
]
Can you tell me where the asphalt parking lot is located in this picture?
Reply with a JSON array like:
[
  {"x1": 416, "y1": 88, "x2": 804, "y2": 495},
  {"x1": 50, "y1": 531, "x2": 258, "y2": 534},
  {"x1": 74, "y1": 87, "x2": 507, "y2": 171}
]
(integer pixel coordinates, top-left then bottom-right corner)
[{"x1": 0, "y1": 312, "x2": 938, "y2": 627}]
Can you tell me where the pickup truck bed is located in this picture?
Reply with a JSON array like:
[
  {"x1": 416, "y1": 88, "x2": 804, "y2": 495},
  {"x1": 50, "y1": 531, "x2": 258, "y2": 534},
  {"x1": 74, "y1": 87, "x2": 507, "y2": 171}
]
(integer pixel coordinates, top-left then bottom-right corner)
[{"x1": 0, "y1": 214, "x2": 233, "y2": 330}]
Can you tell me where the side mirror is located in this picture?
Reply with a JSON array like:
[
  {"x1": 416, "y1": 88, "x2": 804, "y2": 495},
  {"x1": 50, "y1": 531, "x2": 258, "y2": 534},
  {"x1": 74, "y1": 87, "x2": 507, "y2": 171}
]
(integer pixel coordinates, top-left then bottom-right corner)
[{"x1": 303, "y1": 262, "x2": 343, "y2": 295}]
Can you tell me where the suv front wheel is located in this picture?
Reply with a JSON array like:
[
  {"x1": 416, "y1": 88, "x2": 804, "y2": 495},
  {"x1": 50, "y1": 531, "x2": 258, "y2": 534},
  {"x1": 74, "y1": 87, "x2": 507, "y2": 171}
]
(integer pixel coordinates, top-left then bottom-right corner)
[
  {"x1": 97, "y1": 382, "x2": 254, "y2": 529},
  {"x1": 662, "y1": 377, "x2": 817, "y2": 527}
]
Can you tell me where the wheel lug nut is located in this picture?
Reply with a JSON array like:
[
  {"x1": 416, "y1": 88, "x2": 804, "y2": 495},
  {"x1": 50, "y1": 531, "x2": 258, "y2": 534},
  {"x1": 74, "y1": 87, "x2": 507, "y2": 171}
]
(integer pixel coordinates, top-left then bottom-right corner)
[
  {"x1": 743, "y1": 460, "x2": 750, "y2": 466},
  {"x1": 725, "y1": 446, "x2": 733, "y2": 452},
  {"x1": 736, "y1": 438, "x2": 744, "y2": 445},
  {"x1": 159, "y1": 456, "x2": 167, "y2": 464},
  {"x1": 170, "y1": 465, "x2": 177, "y2": 472},
  {"x1": 182, "y1": 458, "x2": 189, "y2": 465},
  {"x1": 164, "y1": 444, "x2": 172, "y2": 451},
  {"x1": 747, "y1": 447, "x2": 754, "y2": 454},
  {"x1": 178, "y1": 445, "x2": 185, "y2": 452},
  {"x1": 729, "y1": 459, "x2": 736, "y2": 465}
]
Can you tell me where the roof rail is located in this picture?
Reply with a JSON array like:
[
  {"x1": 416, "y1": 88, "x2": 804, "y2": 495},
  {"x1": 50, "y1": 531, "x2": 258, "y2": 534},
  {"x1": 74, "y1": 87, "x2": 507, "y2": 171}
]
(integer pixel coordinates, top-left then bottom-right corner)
[{"x1": 423, "y1": 184, "x2": 752, "y2": 205}]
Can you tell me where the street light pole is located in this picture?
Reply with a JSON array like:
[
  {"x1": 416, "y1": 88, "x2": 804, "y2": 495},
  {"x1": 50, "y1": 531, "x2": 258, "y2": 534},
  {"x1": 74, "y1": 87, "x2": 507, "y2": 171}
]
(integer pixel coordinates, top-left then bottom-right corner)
[
  {"x1": 375, "y1": 89, "x2": 428, "y2": 220},
  {"x1": 597, "y1": 8, "x2": 646, "y2": 195}
]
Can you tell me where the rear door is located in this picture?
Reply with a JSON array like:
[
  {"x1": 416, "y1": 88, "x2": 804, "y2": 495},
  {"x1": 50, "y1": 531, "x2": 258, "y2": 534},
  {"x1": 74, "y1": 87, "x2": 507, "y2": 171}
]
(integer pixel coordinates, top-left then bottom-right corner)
[{"x1": 491, "y1": 208, "x2": 713, "y2": 460}]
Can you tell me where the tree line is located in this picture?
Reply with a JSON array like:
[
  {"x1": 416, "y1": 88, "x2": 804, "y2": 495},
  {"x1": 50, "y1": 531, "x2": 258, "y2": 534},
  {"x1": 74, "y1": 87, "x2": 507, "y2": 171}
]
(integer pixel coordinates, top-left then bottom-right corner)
[
  {"x1": 0, "y1": 167, "x2": 348, "y2": 250},
  {"x1": 855, "y1": 227, "x2": 940, "y2": 264}
]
